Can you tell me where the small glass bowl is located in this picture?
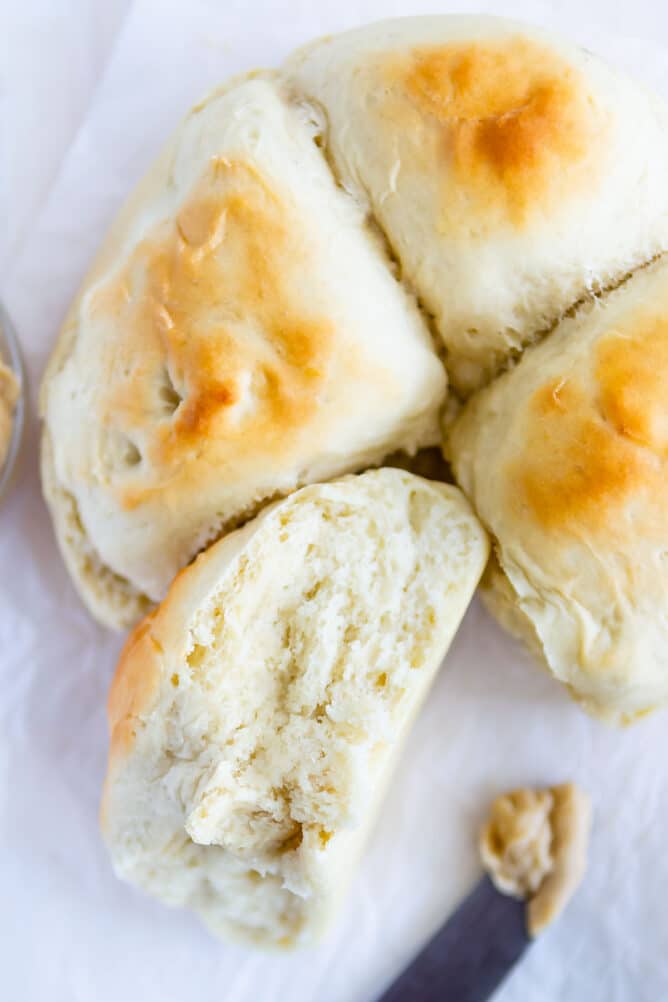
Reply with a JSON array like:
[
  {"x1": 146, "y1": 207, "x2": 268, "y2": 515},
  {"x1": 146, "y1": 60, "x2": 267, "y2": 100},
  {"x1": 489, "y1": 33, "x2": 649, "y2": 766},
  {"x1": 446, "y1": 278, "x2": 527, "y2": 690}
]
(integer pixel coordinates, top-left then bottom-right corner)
[{"x1": 0, "y1": 302, "x2": 26, "y2": 503}]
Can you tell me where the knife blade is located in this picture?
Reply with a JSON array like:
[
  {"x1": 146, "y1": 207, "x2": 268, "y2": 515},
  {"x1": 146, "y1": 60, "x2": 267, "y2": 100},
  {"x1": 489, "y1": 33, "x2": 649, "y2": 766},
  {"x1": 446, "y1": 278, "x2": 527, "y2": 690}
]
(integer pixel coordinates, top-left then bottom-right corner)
[{"x1": 375, "y1": 875, "x2": 531, "y2": 1002}]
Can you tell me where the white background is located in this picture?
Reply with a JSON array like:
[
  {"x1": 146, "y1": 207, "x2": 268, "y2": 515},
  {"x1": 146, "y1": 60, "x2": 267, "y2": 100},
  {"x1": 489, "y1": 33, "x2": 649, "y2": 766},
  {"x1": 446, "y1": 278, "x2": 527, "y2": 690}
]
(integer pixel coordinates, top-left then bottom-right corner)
[{"x1": 3, "y1": 2, "x2": 668, "y2": 1000}]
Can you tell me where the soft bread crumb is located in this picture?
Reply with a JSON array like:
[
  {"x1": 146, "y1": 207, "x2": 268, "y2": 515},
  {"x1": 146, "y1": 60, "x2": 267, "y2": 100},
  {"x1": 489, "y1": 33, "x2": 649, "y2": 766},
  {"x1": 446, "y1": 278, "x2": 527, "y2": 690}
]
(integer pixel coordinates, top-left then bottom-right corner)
[
  {"x1": 480, "y1": 782, "x2": 591, "y2": 937},
  {"x1": 102, "y1": 469, "x2": 488, "y2": 946}
]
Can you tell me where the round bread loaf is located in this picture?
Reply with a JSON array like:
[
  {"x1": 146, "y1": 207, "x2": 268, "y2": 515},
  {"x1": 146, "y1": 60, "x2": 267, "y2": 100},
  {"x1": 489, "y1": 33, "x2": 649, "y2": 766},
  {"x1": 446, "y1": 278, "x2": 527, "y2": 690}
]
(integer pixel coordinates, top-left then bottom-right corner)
[
  {"x1": 448, "y1": 256, "x2": 668, "y2": 724},
  {"x1": 42, "y1": 16, "x2": 668, "y2": 632},
  {"x1": 101, "y1": 469, "x2": 489, "y2": 946}
]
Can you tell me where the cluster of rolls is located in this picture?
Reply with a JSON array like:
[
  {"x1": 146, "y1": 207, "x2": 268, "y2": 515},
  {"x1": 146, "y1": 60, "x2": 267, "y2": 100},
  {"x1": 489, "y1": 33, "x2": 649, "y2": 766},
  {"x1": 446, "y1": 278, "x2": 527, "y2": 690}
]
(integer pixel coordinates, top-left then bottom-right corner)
[{"x1": 41, "y1": 15, "x2": 668, "y2": 945}]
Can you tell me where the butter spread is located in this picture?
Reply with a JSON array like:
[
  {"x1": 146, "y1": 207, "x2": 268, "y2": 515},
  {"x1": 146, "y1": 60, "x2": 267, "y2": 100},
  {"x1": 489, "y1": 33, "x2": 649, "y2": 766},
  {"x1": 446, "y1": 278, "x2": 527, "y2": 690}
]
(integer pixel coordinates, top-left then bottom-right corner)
[{"x1": 480, "y1": 782, "x2": 591, "y2": 936}]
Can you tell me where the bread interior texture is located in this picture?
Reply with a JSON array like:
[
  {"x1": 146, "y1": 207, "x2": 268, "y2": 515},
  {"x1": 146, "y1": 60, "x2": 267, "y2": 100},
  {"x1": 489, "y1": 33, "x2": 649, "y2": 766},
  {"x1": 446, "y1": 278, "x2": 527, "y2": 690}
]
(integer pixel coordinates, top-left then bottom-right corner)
[{"x1": 108, "y1": 477, "x2": 483, "y2": 945}]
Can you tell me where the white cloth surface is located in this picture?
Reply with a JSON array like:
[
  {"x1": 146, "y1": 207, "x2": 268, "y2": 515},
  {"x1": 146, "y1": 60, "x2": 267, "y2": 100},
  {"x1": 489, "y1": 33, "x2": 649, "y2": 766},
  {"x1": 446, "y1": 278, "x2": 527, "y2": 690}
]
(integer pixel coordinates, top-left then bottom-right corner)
[{"x1": 3, "y1": 2, "x2": 668, "y2": 1000}]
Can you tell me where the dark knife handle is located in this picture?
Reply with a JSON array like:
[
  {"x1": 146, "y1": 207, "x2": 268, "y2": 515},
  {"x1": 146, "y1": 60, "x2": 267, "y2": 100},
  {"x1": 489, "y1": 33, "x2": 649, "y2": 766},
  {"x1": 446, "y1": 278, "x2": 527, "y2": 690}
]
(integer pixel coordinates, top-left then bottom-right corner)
[{"x1": 375, "y1": 876, "x2": 530, "y2": 1002}]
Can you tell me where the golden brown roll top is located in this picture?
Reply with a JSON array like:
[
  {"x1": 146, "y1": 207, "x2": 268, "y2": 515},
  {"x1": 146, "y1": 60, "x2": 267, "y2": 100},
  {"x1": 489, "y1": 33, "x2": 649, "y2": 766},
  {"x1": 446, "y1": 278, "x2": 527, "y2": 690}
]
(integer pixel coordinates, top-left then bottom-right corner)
[
  {"x1": 448, "y1": 256, "x2": 668, "y2": 723},
  {"x1": 373, "y1": 37, "x2": 602, "y2": 229},
  {"x1": 41, "y1": 74, "x2": 446, "y2": 628},
  {"x1": 288, "y1": 15, "x2": 668, "y2": 393}
]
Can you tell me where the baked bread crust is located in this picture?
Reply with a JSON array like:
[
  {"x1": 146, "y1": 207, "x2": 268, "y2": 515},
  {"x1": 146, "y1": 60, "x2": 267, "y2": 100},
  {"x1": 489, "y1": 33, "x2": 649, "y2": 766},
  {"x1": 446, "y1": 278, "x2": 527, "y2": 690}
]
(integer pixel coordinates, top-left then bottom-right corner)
[
  {"x1": 41, "y1": 73, "x2": 445, "y2": 627},
  {"x1": 288, "y1": 15, "x2": 668, "y2": 393},
  {"x1": 449, "y1": 257, "x2": 668, "y2": 723}
]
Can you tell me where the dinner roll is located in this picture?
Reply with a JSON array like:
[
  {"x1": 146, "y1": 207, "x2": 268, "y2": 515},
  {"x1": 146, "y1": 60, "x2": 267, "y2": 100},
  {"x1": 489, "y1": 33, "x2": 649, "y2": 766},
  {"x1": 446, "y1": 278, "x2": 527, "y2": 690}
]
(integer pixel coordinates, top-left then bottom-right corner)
[
  {"x1": 41, "y1": 75, "x2": 446, "y2": 629},
  {"x1": 101, "y1": 469, "x2": 489, "y2": 946},
  {"x1": 448, "y1": 256, "x2": 668, "y2": 724},
  {"x1": 287, "y1": 15, "x2": 668, "y2": 393}
]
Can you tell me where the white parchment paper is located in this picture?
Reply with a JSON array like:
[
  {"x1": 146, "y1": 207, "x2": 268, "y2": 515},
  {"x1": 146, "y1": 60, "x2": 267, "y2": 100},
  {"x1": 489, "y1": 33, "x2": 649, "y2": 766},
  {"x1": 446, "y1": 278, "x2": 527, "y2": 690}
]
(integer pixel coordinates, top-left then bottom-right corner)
[
  {"x1": 3, "y1": 2, "x2": 668, "y2": 999},
  {"x1": 0, "y1": 0, "x2": 131, "y2": 272}
]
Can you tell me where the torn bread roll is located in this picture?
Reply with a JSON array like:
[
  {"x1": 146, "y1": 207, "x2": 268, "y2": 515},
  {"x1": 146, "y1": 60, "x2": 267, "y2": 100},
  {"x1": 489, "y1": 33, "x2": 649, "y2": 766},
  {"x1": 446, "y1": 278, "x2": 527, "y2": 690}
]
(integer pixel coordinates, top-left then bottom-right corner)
[
  {"x1": 40, "y1": 74, "x2": 445, "y2": 629},
  {"x1": 287, "y1": 15, "x2": 668, "y2": 393},
  {"x1": 448, "y1": 256, "x2": 668, "y2": 723},
  {"x1": 101, "y1": 469, "x2": 488, "y2": 947}
]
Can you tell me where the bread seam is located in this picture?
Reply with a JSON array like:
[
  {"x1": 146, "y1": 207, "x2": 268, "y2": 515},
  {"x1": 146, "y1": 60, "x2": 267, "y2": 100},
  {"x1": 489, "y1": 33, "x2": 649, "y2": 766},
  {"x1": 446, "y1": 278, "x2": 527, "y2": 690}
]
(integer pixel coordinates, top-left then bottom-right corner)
[
  {"x1": 286, "y1": 85, "x2": 450, "y2": 375},
  {"x1": 284, "y1": 22, "x2": 668, "y2": 399}
]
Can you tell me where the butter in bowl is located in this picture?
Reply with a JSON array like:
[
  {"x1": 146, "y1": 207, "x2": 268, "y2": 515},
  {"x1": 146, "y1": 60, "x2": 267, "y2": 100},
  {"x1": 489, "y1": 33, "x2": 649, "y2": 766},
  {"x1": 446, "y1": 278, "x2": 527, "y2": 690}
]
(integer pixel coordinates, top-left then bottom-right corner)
[{"x1": 0, "y1": 303, "x2": 25, "y2": 501}]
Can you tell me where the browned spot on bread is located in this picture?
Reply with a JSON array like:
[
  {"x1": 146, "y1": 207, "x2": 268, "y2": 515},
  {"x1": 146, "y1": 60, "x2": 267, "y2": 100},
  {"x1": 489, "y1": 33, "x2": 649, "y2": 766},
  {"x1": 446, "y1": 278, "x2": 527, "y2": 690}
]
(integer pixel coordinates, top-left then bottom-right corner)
[
  {"x1": 93, "y1": 159, "x2": 341, "y2": 510},
  {"x1": 107, "y1": 611, "x2": 162, "y2": 758},
  {"x1": 516, "y1": 379, "x2": 645, "y2": 531},
  {"x1": 597, "y1": 319, "x2": 668, "y2": 454},
  {"x1": 387, "y1": 38, "x2": 606, "y2": 228},
  {"x1": 513, "y1": 313, "x2": 668, "y2": 534}
]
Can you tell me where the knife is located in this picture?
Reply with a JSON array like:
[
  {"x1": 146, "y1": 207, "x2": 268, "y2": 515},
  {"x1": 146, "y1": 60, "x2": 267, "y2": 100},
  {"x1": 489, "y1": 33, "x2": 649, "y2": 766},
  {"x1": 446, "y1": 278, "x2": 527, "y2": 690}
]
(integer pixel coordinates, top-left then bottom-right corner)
[{"x1": 375, "y1": 875, "x2": 531, "y2": 1002}]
